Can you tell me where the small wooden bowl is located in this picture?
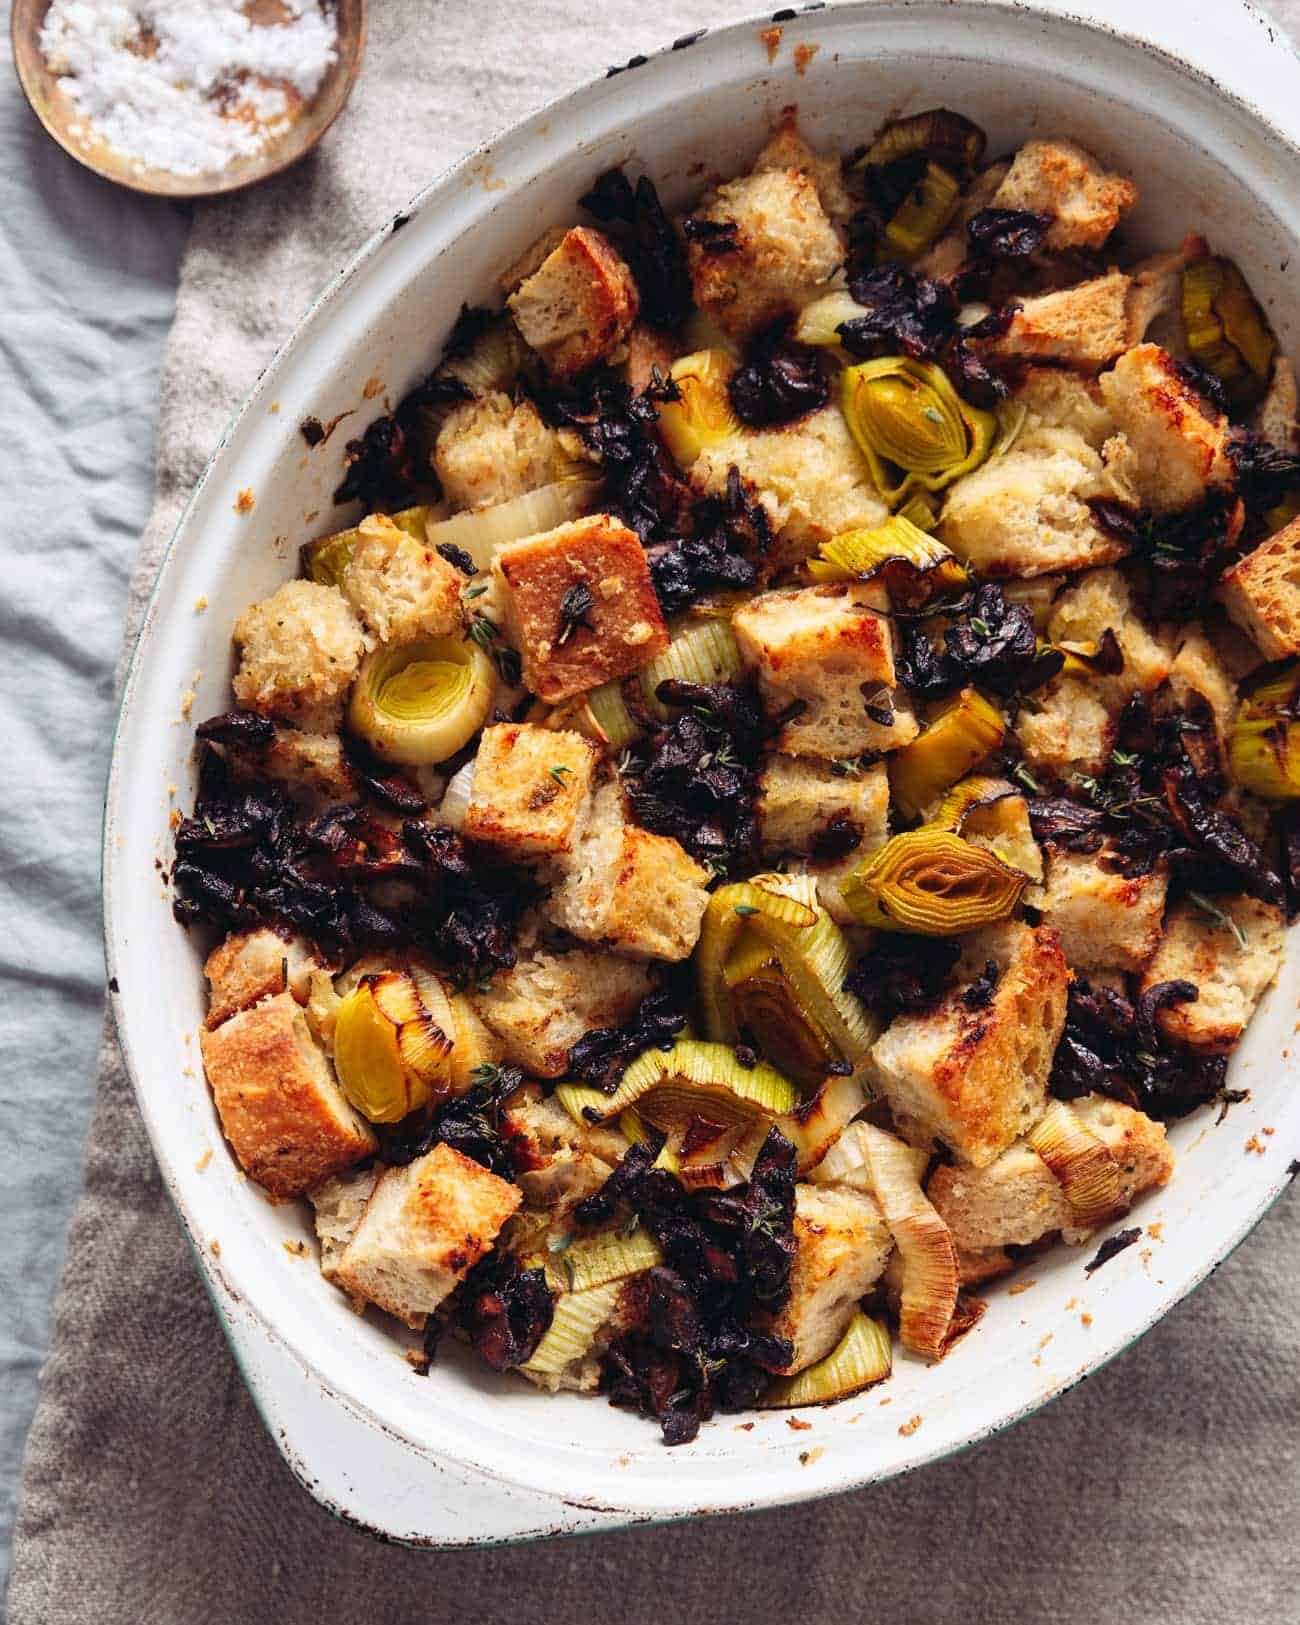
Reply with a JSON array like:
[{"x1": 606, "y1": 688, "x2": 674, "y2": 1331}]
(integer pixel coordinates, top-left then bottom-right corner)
[{"x1": 11, "y1": 0, "x2": 366, "y2": 199}]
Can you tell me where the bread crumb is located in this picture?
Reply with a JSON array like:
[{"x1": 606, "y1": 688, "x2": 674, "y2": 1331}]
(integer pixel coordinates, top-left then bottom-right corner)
[
  {"x1": 195, "y1": 1148, "x2": 213, "y2": 1172},
  {"x1": 180, "y1": 689, "x2": 194, "y2": 719},
  {"x1": 1147, "y1": 1221, "x2": 1164, "y2": 1241},
  {"x1": 210, "y1": 1239, "x2": 221, "y2": 1257},
  {"x1": 1038, "y1": 1333, "x2": 1053, "y2": 1350},
  {"x1": 270, "y1": 402, "x2": 281, "y2": 413},
  {"x1": 786, "y1": 1416, "x2": 812, "y2": 1431},
  {"x1": 194, "y1": 596, "x2": 208, "y2": 612},
  {"x1": 794, "y1": 41, "x2": 819, "y2": 74},
  {"x1": 800, "y1": 1447, "x2": 825, "y2": 1466},
  {"x1": 1008, "y1": 1279, "x2": 1037, "y2": 1296},
  {"x1": 363, "y1": 376, "x2": 384, "y2": 400},
  {"x1": 235, "y1": 488, "x2": 255, "y2": 514},
  {"x1": 1081, "y1": 1312, "x2": 1093, "y2": 1327},
  {"x1": 898, "y1": 1414, "x2": 923, "y2": 1437},
  {"x1": 760, "y1": 24, "x2": 782, "y2": 60},
  {"x1": 1246, "y1": 1134, "x2": 1266, "y2": 1155},
  {"x1": 168, "y1": 808, "x2": 181, "y2": 829},
  {"x1": 1263, "y1": 1126, "x2": 1275, "y2": 1136},
  {"x1": 282, "y1": 1238, "x2": 309, "y2": 1257},
  {"x1": 181, "y1": 1066, "x2": 195, "y2": 1079},
  {"x1": 734, "y1": 1421, "x2": 755, "y2": 1431},
  {"x1": 1065, "y1": 1296, "x2": 1081, "y2": 1309}
]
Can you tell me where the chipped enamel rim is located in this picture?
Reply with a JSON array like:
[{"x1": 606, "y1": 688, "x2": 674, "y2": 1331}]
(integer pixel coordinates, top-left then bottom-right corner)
[{"x1": 105, "y1": 0, "x2": 1300, "y2": 1544}]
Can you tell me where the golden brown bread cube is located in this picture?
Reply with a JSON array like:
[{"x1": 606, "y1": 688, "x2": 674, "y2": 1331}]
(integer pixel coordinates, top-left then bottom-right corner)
[
  {"x1": 981, "y1": 271, "x2": 1136, "y2": 374},
  {"x1": 232, "y1": 580, "x2": 365, "y2": 734},
  {"x1": 339, "y1": 513, "x2": 464, "y2": 644},
  {"x1": 1016, "y1": 681, "x2": 1116, "y2": 778},
  {"x1": 686, "y1": 166, "x2": 843, "y2": 341},
  {"x1": 1139, "y1": 896, "x2": 1285, "y2": 1053},
  {"x1": 1167, "y1": 624, "x2": 1239, "y2": 768},
  {"x1": 1253, "y1": 356, "x2": 1299, "y2": 454},
  {"x1": 507, "y1": 227, "x2": 639, "y2": 380},
  {"x1": 1039, "y1": 846, "x2": 1169, "y2": 973},
  {"x1": 198, "y1": 991, "x2": 377, "y2": 1199},
  {"x1": 989, "y1": 139, "x2": 1138, "y2": 252},
  {"x1": 333, "y1": 1143, "x2": 521, "y2": 1328},
  {"x1": 767, "y1": 1184, "x2": 893, "y2": 1374},
  {"x1": 1045, "y1": 567, "x2": 1172, "y2": 705},
  {"x1": 871, "y1": 923, "x2": 1069, "y2": 1168},
  {"x1": 463, "y1": 722, "x2": 598, "y2": 859},
  {"x1": 500, "y1": 1081, "x2": 630, "y2": 1175},
  {"x1": 1218, "y1": 516, "x2": 1300, "y2": 660},
  {"x1": 434, "y1": 393, "x2": 581, "y2": 512},
  {"x1": 203, "y1": 928, "x2": 324, "y2": 1029},
  {"x1": 1098, "y1": 344, "x2": 1235, "y2": 515},
  {"x1": 757, "y1": 755, "x2": 890, "y2": 856},
  {"x1": 310, "y1": 1164, "x2": 383, "y2": 1299},
  {"x1": 733, "y1": 584, "x2": 918, "y2": 760},
  {"x1": 493, "y1": 513, "x2": 669, "y2": 703},
  {"x1": 225, "y1": 725, "x2": 359, "y2": 807},
  {"x1": 751, "y1": 117, "x2": 855, "y2": 221}
]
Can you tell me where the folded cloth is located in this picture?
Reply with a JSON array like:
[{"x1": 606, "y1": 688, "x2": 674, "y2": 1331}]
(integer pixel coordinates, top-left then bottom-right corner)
[{"x1": 8, "y1": 3, "x2": 1300, "y2": 1621}]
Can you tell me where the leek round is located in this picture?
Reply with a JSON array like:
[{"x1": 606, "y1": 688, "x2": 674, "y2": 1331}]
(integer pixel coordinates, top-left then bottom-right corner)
[
  {"x1": 333, "y1": 968, "x2": 455, "y2": 1123},
  {"x1": 840, "y1": 827, "x2": 1025, "y2": 934},
  {"x1": 763, "y1": 1311, "x2": 893, "y2": 1407},
  {"x1": 841, "y1": 357, "x2": 996, "y2": 502},
  {"x1": 349, "y1": 635, "x2": 495, "y2": 765}
]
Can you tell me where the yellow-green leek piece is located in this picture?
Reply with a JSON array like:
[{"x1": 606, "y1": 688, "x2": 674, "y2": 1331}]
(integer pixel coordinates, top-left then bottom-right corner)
[
  {"x1": 333, "y1": 968, "x2": 455, "y2": 1123},
  {"x1": 348, "y1": 635, "x2": 495, "y2": 765},
  {"x1": 840, "y1": 827, "x2": 1025, "y2": 934},
  {"x1": 639, "y1": 619, "x2": 743, "y2": 722},
  {"x1": 806, "y1": 515, "x2": 969, "y2": 605},
  {"x1": 1230, "y1": 665, "x2": 1300, "y2": 799},
  {"x1": 656, "y1": 349, "x2": 742, "y2": 469},
  {"x1": 888, "y1": 687, "x2": 1006, "y2": 822},
  {"x1": 763, "y1": 1311, "x2": 893, "y2": 1407},
  {"x1": 841, "y1": 356, "x2": 996, "y2": 502},
  {"x1": 1182, "y1": 256, "x2": 1276, "y2": 404}
]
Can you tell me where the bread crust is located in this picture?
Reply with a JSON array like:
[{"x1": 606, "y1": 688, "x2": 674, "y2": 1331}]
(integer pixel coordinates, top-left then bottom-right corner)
[
  {"x1": 768, "y1": 1184, "x2": 893, "y2": 1373},
  {"x1": 464, "y1": 722, "x2": 598, "y2": 858},
  {"x1": 508, "y1": 227, "x2": 639, "y2": 379},
  {"x1": 1219, "y1": 515, "x2": 1300, "y2": 660}
]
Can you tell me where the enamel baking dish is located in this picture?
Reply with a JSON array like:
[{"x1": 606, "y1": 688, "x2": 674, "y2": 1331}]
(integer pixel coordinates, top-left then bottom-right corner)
[{"x1": 105, "y1": 0, "x2": 1300, "y2": 1545}]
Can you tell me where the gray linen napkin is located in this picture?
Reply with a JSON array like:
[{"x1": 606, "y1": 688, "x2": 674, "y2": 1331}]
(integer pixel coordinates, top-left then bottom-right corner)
[{"x1": 9, "y1": 3, "x2": 1300, "y2": 1620}]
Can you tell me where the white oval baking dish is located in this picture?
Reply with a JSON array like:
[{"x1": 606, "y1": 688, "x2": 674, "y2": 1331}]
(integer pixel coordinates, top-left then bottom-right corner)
[{"x1": 105, "y1": 0, "x2": 1300, "y2": 1545}]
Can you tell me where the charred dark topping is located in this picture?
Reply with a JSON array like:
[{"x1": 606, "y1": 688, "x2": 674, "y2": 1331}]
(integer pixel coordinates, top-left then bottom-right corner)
[
  {"x1": 333, "y1": 375, "x2": 471, "y2": 512},
  {"x1": 1231, "y1": 430, "x2": 1300, "y2": 517},
  {"x1": 1027, "y1": 796, "x2": 1106, "y2": 852},
  {"x1": 436, "y1": 541, "x2": 478, "y2": 577},
  {"x1": 896, "y1": 585, "x2": 1062, "y2": 701},
  {"x1": 1084, "y1": 1227, "x2": 1141, "y2": 1274},
  {"x1": 458, "y1": 1256, "x2": 554, "y2": 1371},
  {"x1": 810, "y1": 812, "x2": 863, "y2": 865},
  {"x1": 728, "y1": 327, "x2": 830, "y2": 428},
  {"x1": 579, "y1": 169, "x2": 693, "y2": 329},
  {"x1": 556, "y1": 580, "x2": 596, "y2": 646},
  {"x1": 341, "y1": 739, "x2": 426, "y2": 815},
  {"x1": 194, "y1": 709, "x2": 275, "y2": 749},
  {"x1": 648, "y1": 465, "x2": 766, "y2": 617},
  {"x1": 299, "y1": 416, "x2": 326, "y2": 447},
  {"x1": 1095, "y1": 493, "x2": 1244, "y2": 623},
  {"x1": 567, "y1": 979, "x2": 693, "y2": 1093},
  {"x1": 401, "y1": 820, "x2": 533, "y2": 973},
  {"x1": 844, "y1": 934, "x2": 961, "y2": 1021},
  {"x1": 966, "y1": 207, "x2": 1054, "y2": 258},
  {"x1": 682, "y1": 217, "x2": 741, "y2": 252},
  {"x1": 960, "y1": 959, "x2": 1000, "y2": 1009},
  {"x1": 1279, "y1": 804, "x2": 1300, "y2": 922},
  {"x1": 386, "y1": 1062, "x2": 524, "y2": 1178}
]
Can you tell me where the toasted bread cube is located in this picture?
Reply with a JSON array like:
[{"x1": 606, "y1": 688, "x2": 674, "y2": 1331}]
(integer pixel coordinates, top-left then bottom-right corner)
[
  {"x1": 768, "y1": 1184, "x2": 893, "y2": 1374},
  {"x1": 752, "y1": 116, "x2": 855, "y2": 221},
  {"x1": 928, "y1": 1093, "x2": 1173, "y2": 1249},
  {"x1": 690, "y1": 405, "x2": 890, "y2": 568},
  {"x1": 1099, "y1": 344, "x2": 1235, "y2": 515},
  {"x1": 226, "y1": 725, "x2": 359, "y2": 806},
  {"x1": 1039, "y1": 845, "x2": 1169, "y2": 973},
  {"x1": 983, "y1": 272, "x2": 1135, "y2": 373},
  {"x1": 956, "y1": 1246, "x2": 1015, "y2": 1286},
  {"x1": 734, "y1": 584, "x2": 918, "y2": 759},
  {"x1": 232, "y1": 580, "x2": 365, "y2": 734},
  {"x1": 463, "y1": 722, "x2": 598, "y2": 858},
  {"x1": 872, "y1": 923, "x2": 1069, "y2": 1167},
  {"x1": 1139, "y1": 896, "x2": 1285, "y2": 1053},
  {"x1": 1046, "y1": 567, "x2": 1172, "y2": 706},
  {"x1": 1168, "y1": 624, "x2": 1238, "y2": 767},
  {"x1": 687, "y1": 166, "x2": 843, "y2": 342},
  {"x1": 545, "y1": 785, "x2": 711, "y2": 961},
  {"x1": 1219, "y1": 516, "x2": 1300, "y2": 660},
  {"x1": 942, "y1": 426, "x2": 1131, "y2": 579},
  {"x1": 198, "y1": 992, "x2": 377, "y2": 1199},
  {"x1": 757, "y1": 755, "x2": 889, "y2": 856},
  {"x1": 623, "y1": 322, "x2": 682, "y2": 395},
  {"x1": 434, "y1": 393, "x2": 580, "y2": 512},
  {"x1": 958, "y1": 785, "x2": 1044, "y2": 884},
  {"x1": 204, "y1": 928, "x2": 323, "y2": 1029},
  {"x1": 507, "y1": 227, "x2": 639, "y2": 380},
  {"x1": 310, "y1": 1164, "x2": 383, "y2": 1297},
  {"x1": 334, "y1": 1143, "x2": 520, "y2": 1327},
  {"x1": 493, "y1": 513, "x2": 668, "y2": 703},
  {"x1": 500, "y1": 1080, "x2": 630, "y2": 1175},
  {"x1": 1254, "y1": 356, "x2": 1299, "y2": 453},
  {"x1": 473, "y1": 933, "x2": 654, "y2": 1077},
  {"x1": 1014, "y1": 367, "x2": 1119, "y2": 449},
  {"x1": 338, "y1": 513, "x2": 463, "y2": 644},
  {"x1": 990, "y1": 139, "x2": 1137, "y2": 252},
  {"x1": 1016, "y1": 681, "x2": 1116, "y2": 777}
]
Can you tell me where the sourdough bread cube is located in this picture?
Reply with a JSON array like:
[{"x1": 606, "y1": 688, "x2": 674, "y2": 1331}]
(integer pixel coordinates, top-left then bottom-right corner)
[
  {"x1": 334, "y1": 1143, "x2": 521, "y2": 1328},
  {"x1": 232, "y1": 580, "x2": 365, "y2": 733},
  {"x1": 473, "y1": 933, "x2": 654, "y2": 1077},
  {"x1": 872, "y1": 923, "x2": 1069, "y2": 1168},
  {"x1": 757, "y1": 755, "x2": 890, "y2": 856},
  {"x1": 226, "y1": 725, "x2": 359, "y2": 807},
  {"x1": 339, "y1": 513, "x2": 464, "y2": 644},
  {"x1": 1168, "y1": 624, "x2": 1238, "y2": 766},
  {"x1": 507, "y1": 227, "x2": 639, "y2": 380},
  {"x1": 500, "y1": 1080, "x2": 630, "y2": 1176},
  {"x1": 1046, "y1": 567, "x2": 1172, "y2": 707},
  {"x1": 434, "y1": 393, "x2": 580, "y2": 512},
  {"x1": 989, "y1": 139, "x2": 1138, "y2": 252},
  {"x1": 752, "y1": 117, "x2": 855, "y2": 221},
  {"x1": 463, "y1": 722, "x2": 598, "y2": 858},
  {"x1": 1039, "y1": 845, "x2": 1169, "y2": 973},
  {"x1": 928, "y1": 1093, "x2": 1173, "y2": 1249},
  {"x1": 958, "y1": 786, "x2": 1044, "y2": 884},
  {"x1": 1139, "y1": 896, "x2": 1285, "y2": 1053},
  {"x1": 733, "y1": 584, "x2": 918, "y2": 759},
  {"x1": 768, "y1": 1184, "x2": 893, "y2": 1374},
  {"x1": 1098, "y1": 344, "x2": 1235, "y2": 515},
  {"x1": 203, "y1": 928, "x2": 323, "y2": 1029},
  {"x1": 1014, "y1": 368, "x2": 1119, "y2": 449},
  {"x1": 686, "y1": 166, "x2": 843, "y2": 342},
  {"x1": 198, "y1": 991, "x2": 377, "y2": 1199},
  {"x1": 1016, "y1": 681, "x2": 1115, "y2": 777},
  {"x1": 545, "y1": 785, "x2": 711, "y2": 961},
  {"x1": 1254, "y1": 356, "x2": 1299, "y2": 454},
  {"x1": 493, "y1": 513, "x2": 669, "y2": 703},
  {"x1": 310, "y1": 1164, "x2": 383, "y2": 1295},
  {"x1": 1218, "y1": 516, "x2": 1300, "y2": 660},
  {"x1": 982, "y1": 271, "x2": 1135, "y2": 374}
]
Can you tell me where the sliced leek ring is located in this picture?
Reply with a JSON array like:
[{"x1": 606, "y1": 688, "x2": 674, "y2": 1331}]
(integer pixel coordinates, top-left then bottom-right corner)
[
  {"x1": 776, "y1": 1069, "x2": 869, "y2": 1174},
  {"x1": 437, "y1": 758, "x2": 476, "y2": 831},
  {"x1": 840, "y1": 827, "x2": 1025, "y2": 934},
  {"x1": 639, "y1": 619, "x2": 744, "y2": 721},
  {"x1": 333, "y1": 968, "x2": 455, "y2": 1123},
  {"x1": 1182, "y1": 256, "x2": 1276, "y2": 404},
  {"x1": 1230, "y1": 666, "x2": 1300, "y2": 800},
  {"x1": 806, "y1": 515, "x2": 969, "y2": 606},
  {"x1": 888, "y1": 688, "x2": 1006, "y2": 822},
  {"x1": 542, "y1": 1228, "x2": 663, "y2": 1294},
  {"x1": 599, "y1": 1038, "x2": 799, "y2": 1125},
  {"x1": 348, "y1": 635, "x2": 495, "y2": 765},
  {"x1": 794, "y1": 290, "x2": 873, "y2": 350},
  {"x1": 884, "y1": 159, "x2": 962, "y2": 259},
  {"x1": 860, "y1": 1123, "x2": 958, "y2": 1361},
  {"x1": 842, "y1": 357, "x2": 996, "y2": 503},
  {"x1": 1028, "y1": 1099, "x2": 1125, "y2": 1233},
  {"x1": 519, "y1": 1280, "x2": 621, "y2": 1376},
  {"x1": 553, "y1": 1082, "x2": 614, "y2": 1127},
  {"x1": 447, "y1": 992, "x2": 502, "y2": 1094},
  {"x1": 619, "y1": 1107, "x2": 682, "y2": 1174},
  {"x1": 583, "y1": 681, "x2": 642, "y2": 751},
  {"x1": 763, "y1": 1311, "x2": 893, "y2": 1407},
  {"x1": 424, "y1": 479, "x2": 601, "y2": 575},
  {"x1": 656, "y1": 349, "x2": 743, "y2": 469},
  {"x1": 810, "y1": 1119, "x2": 931, "y2": 1192},
  {"x1": 677, "y1": 1114, "x2": 771, "y2": 1191},
  {"x1": 854, "y1": 108, "x2": 986, "y2": 174}
]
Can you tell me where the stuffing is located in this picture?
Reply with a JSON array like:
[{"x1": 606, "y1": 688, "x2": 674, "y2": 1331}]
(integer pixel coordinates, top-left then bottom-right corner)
[
  {"x1": 957, "y1": 786, "x2": 1044, "y2": 884},
  {"x1": 501, "y1": 1081, "x2": 630, "y2": 1177},
  {"x1": 338, "y1": 512, "x2": 464, "y2": 644},
  {"x1": 871, "y1": 922, "x2": 1069, "y2": 1167},
  {"x1": 1139, "y1": 896, "x2": 1285, "y2": 1053},
  {"x1": 231, "y1": 580, "x2": 365, "y2": 734},
  {"x1": 310, "y1": 1164, "x2": 383, "y2": 1295},
  {"x1": 623, "y1": 322, "x2": 682, "y2": 394},
  {"x1": 198, "y1": 991, "x2": 377, "y2": 1199},
  {"x1": 463, "y1": 722, "x2": 598, "y2": 858},
  {"x1": 982, "y1": 271, "x2": 1136, "y2": 373},
  {"x1": 203, "y1": 928, "x2": 323, "y2": 1029},
  {"x1": 333, "y1": 1143, "x2": 521, "y2": 1328},
  {"x1": 1013, "y1": 368, "x2": 1119, "y2": 450},
  {"x1": 767, "y1": 1184, "x2": 893, "y2": 1374},
  {"x1": 1016, "y1": 680, "x2": 1116, "y2": 777},
  {"x1": 690, "y1": 405, "x2": 890, "y2": 568},
  {"x1": 506, "y1": 227, "x2": 639, "y2": 379},
  {"x1": 686, "y1": 166, "x2": 843, "y2": 342},
  {"x1": 545, "y1": 783, "x2": 712, "y2": 961},
  {"x1": 916, "y1": 162, "x2": 1009, "y2": 280},
  {"x1": 493, "y1": 513, "x2": 669, "y2": 703},
  {"x1": 928, "y1": 1093, "x2": 1173, "y2": 1250},
  {"x1": 1167, "y1": 623, "x2": 1239, "y2": 767},
  {"x1": 1045, "y1": 567, "x2": 1173, "y2": 707},
  {"x1": 1038, "y1": 845, "x2": 1169, "y2": 972},
  {"x1": 518, "y1": 1278, "x2": 647, "y2": 1394},
  {"x1": 757, "y1": 755, "x2": 890, "y2": 856},
  {"x1": 752, "y1": 117, "x2": 855, "y2": 221},
  {"x1": 989, "y1": 138, "x2": 1138, "y2": 252},
  {"x1": 473, "y1": 930, "x2": 655, "y2": 1077},
  {"x1": 1218, "y1": 515, "x2": 1300, "y2": 660},
  {"x1": 1254, "y1": 356, "x2": 1299, "y2": 453},
  {"x1": 225, "y1": 725, "x2": 358, "y2": 806},
  {"x1": 1098, "y1": 344, "x2": 1235, "y2": 515},
  {"x1": 733, "y1": 584, "x2": 919, "y2": 759},
  {"x1": 433, "y1": 392, "x2": 579, "y2": 512}
]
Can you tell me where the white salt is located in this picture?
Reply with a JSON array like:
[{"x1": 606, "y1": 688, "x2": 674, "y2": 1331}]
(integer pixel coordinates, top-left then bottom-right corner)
[{"x1": 39, "y1": 0, "x2": 339, "y2": 177}]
